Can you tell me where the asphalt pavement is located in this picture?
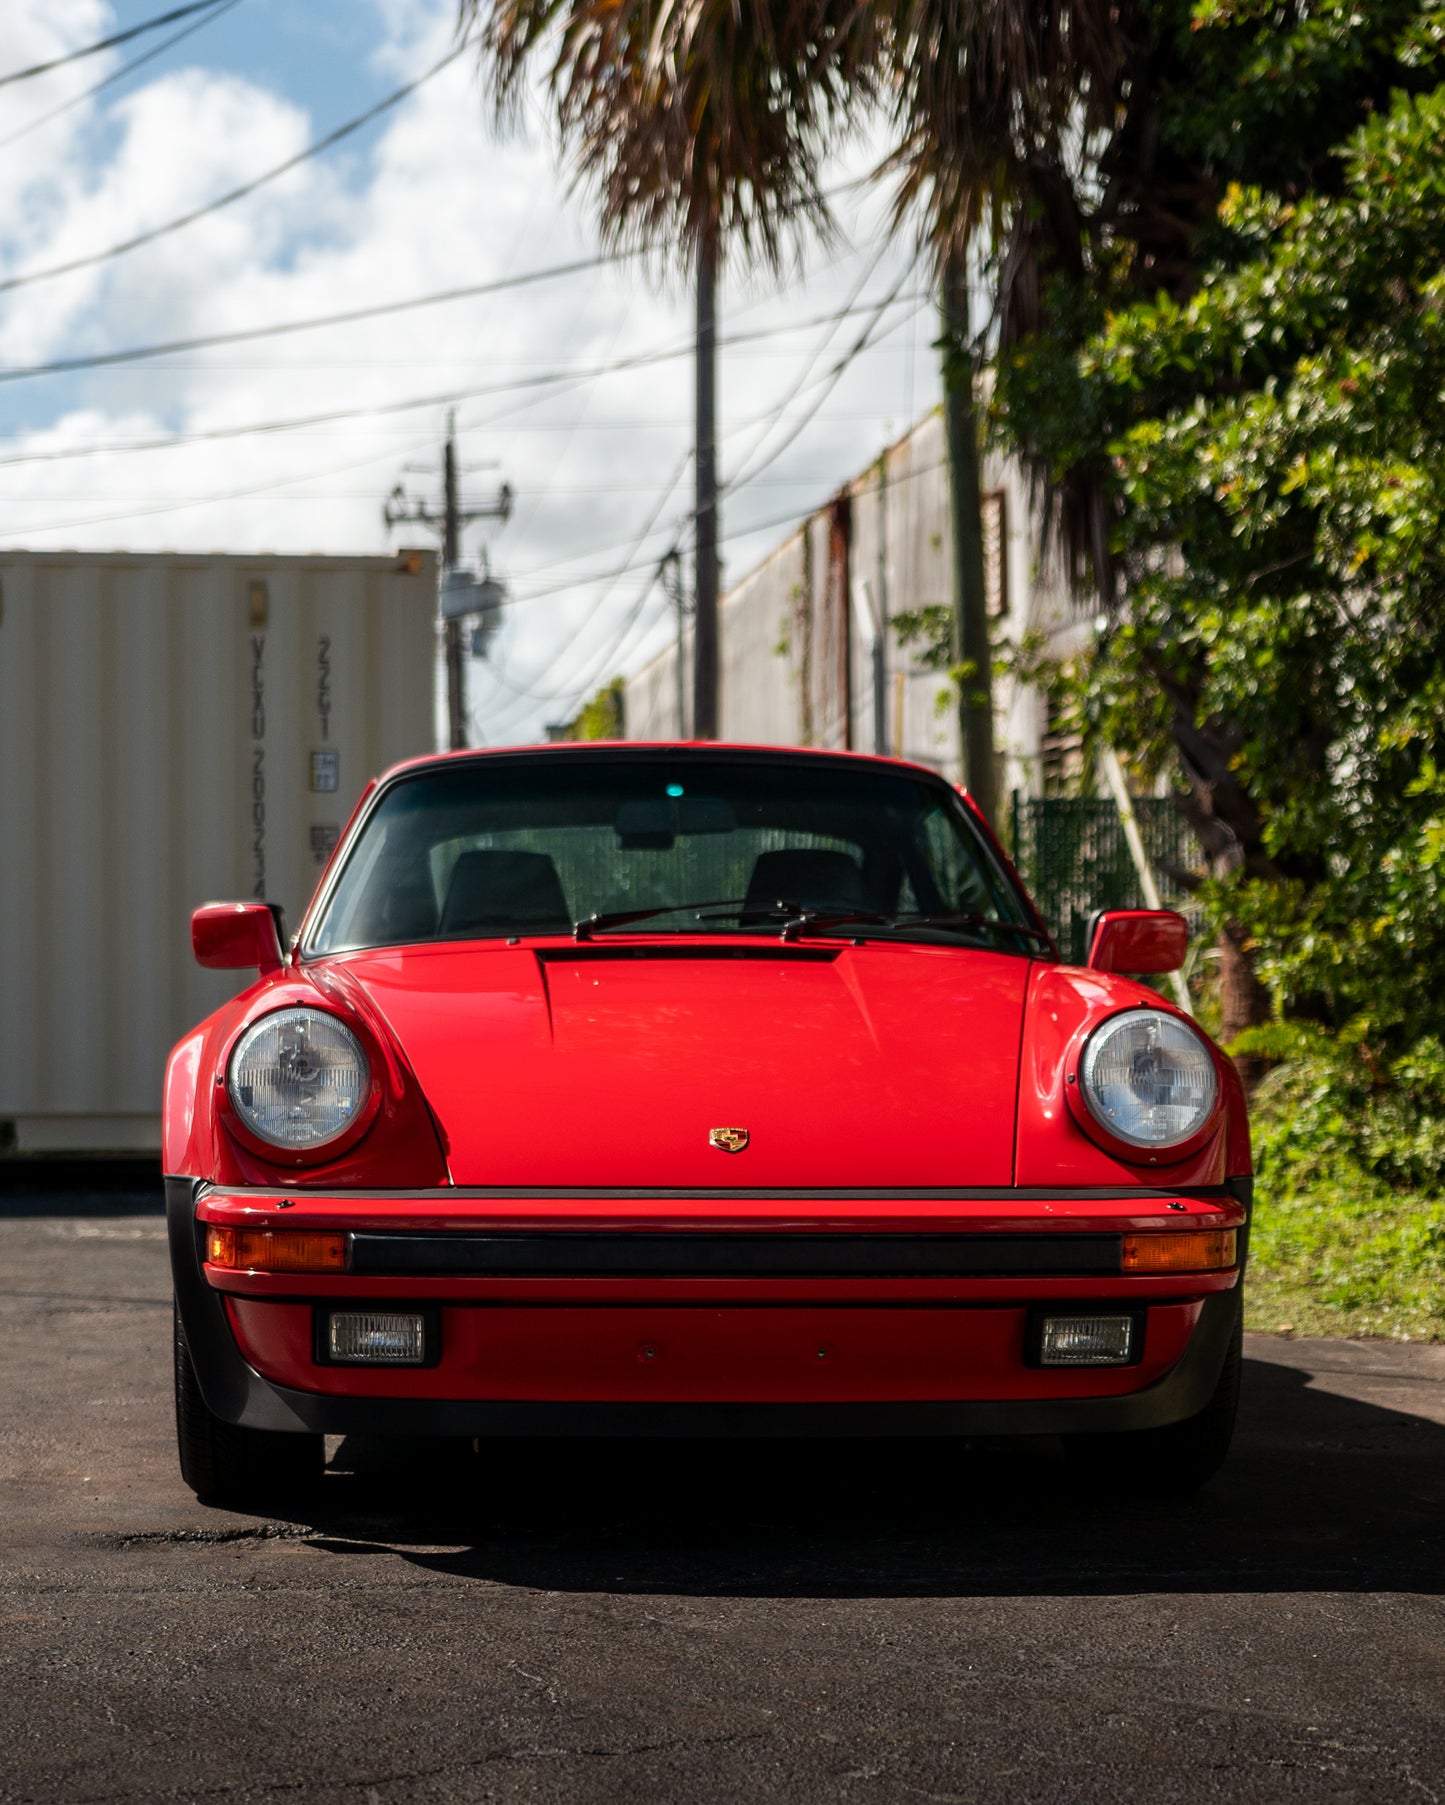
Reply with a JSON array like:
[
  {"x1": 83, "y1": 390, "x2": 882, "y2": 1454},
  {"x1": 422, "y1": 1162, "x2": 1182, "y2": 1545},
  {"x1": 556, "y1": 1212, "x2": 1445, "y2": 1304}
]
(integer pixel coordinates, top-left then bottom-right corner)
[{"x1": 2, "y1": 1174, "x2": 1443, "y2": 1804}]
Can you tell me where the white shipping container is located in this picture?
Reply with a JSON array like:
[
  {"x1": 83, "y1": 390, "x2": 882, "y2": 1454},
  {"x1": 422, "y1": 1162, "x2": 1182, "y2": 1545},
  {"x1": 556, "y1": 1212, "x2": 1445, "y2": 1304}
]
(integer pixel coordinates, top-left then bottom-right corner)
[{"x1": 0, "y1": 550, "x2": 438, "y2": 1154}]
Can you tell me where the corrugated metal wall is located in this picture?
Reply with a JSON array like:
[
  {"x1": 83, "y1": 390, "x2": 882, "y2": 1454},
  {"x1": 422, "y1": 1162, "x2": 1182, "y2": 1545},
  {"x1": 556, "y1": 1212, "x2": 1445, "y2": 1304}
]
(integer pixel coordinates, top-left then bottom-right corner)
[
  {"x1": 623, "y1": 408, "x2": 1087, "y2": 793},
  {"x1": 0, "y1": 551, "x2": 437, "y2": 1151}
]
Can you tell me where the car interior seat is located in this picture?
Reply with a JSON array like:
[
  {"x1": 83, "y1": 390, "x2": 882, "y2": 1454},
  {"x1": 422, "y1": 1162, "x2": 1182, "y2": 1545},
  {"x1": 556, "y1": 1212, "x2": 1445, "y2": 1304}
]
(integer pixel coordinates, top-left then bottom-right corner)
[
  {"x1": 438, "y1": 850, "x2": 572, "y2": 938},
  {"x1": 372, "y1": 868, "x2": 440, "y2": 943},
  {"x1": 743, "y1": 848, "x2": 867, "y2": 913}
]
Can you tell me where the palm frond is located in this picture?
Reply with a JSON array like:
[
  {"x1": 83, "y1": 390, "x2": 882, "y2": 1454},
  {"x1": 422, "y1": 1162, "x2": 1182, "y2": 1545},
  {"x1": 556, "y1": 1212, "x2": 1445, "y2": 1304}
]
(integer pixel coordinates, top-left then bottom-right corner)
[{"x1": 464, "y1": 0, "x2": 886, "y2": 272}]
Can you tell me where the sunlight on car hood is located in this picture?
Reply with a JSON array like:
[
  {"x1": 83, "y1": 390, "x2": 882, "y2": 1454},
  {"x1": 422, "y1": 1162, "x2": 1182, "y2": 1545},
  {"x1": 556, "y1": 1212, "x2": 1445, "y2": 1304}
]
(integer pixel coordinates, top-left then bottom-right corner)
[{"x1": 332, "y1": 940, "x2": 1031, "y2": 1189}]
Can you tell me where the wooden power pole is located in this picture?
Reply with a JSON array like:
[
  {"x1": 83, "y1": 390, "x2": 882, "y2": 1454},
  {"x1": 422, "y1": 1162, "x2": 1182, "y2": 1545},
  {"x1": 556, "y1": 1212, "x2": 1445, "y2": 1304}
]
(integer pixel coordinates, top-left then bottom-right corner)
[{"x1": 384, "y1": 412, "x2": 511, "y2": 749}]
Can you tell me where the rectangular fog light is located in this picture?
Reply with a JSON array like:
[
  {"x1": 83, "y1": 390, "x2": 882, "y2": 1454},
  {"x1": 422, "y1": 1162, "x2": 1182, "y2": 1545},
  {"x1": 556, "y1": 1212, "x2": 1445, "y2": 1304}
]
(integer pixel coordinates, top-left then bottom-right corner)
[
  {"x1": 327, "y1": 1310, "x2": 427, "y2": 1365},
  {"x1": 1038, "y1": 1313, "x2": 1137, "y2": 1367}
]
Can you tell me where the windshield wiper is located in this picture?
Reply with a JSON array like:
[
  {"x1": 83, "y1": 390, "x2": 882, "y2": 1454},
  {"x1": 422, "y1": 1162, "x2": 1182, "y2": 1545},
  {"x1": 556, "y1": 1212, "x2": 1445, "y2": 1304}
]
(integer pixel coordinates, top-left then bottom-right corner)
[
  {"x1": 779, "y1": 909, "x2": 1052, "y2": 947},
  {"x1": 573, "y1": 900, "x2": 1052, "y2": 949},
  {"x1": 776, "y1": 909, "x2": 891, "y2": 941},
  {"x1": 573, "y1": 897, "x2": 805, "y2": 940}
]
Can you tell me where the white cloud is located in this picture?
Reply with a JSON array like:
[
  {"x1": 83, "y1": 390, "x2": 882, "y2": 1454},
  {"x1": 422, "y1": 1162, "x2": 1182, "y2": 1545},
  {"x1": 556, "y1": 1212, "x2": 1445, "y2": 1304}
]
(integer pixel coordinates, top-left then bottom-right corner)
[{"x1": 0, "y1": 0, "x2": 939, "y2": 743}]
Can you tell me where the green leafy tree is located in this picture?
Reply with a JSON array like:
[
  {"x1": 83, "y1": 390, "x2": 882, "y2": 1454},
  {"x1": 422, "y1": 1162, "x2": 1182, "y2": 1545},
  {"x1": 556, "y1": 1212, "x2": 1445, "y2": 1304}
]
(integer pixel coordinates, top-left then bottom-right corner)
[
  {"x1": 972, "y1": 0, "x2": 1439, "y2": 1050},
  {"x1": 564, "y1": 676, "x2": 627, "y2": 742},
  {"x1": 1071, "y1": 75, "x2": 1445, "y2": 1174}
]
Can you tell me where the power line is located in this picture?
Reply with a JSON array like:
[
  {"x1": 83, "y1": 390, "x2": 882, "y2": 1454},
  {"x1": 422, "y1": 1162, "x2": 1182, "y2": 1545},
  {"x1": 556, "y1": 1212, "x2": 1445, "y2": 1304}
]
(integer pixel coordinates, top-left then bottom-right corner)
[
  {"x1": 0, "y1": 253, "x2": 620, "y2": 385},
  {"x1": 484, "y1": 301, "x2": 931, "y2": 726},
  {"x1": 483, "y1": 451, "x2": 693, "y2": 710},
  {"x1": 0, "y1": 34, "x2": 475, "y2": 295},
  {"x1": 0, "y1": 267, "x2": 912, "y2": 388},
  {"x1": 725, "y1": 260, "x2": 920, "y2": 496},
  {"x1": 481, "y1": 233, "x2": 919, "y2": 727},
  {"x1": 478, "y1": 447, "x2": 943, "y2": 608},
  {"x1": 482, "y1": 296, "x2": 928, "y2": 593},
  {"x1": 0, "y1": 290, "x2": 925, "y2": 467},
  {"x1": 485, "y1": 342, "x2": 868, "y2": 715},
  {"x1": 510, "y1": 458, "x2": 950, "y2": 609},
  {"x1": 0, "y1": 471, "x2": 885, "y2": 500},
  {"x1": 0, "y1": 294, "x2": 928, "y2": 544},
  {"x1": 503, "y1": 312, "x2": 930, "y2": 604},
  {"x1": 0, "y1": 0, "x2": 249, "y2": 153},
  {"x1": 0, "y1": 0, "x2": 229, "y2": 88},
  {"x1": 723, "y1": 237, "x2": 893, "y2": 487},
  {"x1": 496, "y1": 267, "x2": 642, "y2": 552},
  {"x1": 486, "y1": 564, "x2": 671, "y2": 723}
]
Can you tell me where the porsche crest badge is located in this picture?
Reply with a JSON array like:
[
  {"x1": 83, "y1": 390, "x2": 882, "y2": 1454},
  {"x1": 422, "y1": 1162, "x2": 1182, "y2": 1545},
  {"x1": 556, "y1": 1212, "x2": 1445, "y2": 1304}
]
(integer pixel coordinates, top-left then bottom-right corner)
[{"x1": 709, "y1": 1126, "x2": 750, "y2": 1154}]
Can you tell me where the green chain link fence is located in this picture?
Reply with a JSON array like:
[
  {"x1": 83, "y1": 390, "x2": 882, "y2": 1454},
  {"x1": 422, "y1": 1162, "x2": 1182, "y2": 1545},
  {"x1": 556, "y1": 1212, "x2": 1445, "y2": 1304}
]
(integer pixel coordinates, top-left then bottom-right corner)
[{"x1": 1010, "y1": 793, "x2": 1202, "y2": 963}]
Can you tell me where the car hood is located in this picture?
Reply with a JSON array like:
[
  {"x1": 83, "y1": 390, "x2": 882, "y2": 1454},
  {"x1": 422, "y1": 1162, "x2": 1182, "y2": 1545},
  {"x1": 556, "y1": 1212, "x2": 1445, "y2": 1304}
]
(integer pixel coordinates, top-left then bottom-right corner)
[{"x1": 330, "y1": 941, "x2": 1032, "y2": 1188}]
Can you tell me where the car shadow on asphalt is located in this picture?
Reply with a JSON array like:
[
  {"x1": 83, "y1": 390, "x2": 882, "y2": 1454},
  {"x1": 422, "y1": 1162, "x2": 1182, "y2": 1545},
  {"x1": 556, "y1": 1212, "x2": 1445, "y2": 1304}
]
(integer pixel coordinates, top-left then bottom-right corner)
[
  {"x1": 0, "y1": 1163, "x2": 164, "y2": 1216},
  {"x1": 278, "y1": 1354, "x2": 1444, "y2": 1598}
]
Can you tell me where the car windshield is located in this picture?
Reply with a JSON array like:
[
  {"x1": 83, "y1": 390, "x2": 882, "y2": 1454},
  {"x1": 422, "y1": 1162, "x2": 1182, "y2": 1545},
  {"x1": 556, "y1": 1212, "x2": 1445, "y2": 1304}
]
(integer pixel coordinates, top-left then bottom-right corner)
[{"x1": 306, "y1": 753, "x2": 1042, "y2": 955}]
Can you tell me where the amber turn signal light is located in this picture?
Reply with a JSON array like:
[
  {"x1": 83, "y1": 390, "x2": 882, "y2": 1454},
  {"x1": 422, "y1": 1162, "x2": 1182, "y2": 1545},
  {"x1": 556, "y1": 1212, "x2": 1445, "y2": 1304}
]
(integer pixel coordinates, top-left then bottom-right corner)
[
  {"x1": 205, "y1": 1226, "x2": 348, "y2": 1273},
  {"x1": 1122, "y1": 1229, "x2": 1237, "y2": 1272}
]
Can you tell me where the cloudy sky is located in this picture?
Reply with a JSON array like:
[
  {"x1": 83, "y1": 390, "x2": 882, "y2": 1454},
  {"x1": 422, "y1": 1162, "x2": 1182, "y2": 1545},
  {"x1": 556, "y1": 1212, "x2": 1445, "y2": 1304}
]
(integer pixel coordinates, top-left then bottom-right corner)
[{"x1": 0, "y1": 0, "x2": 939, "y2": 743}]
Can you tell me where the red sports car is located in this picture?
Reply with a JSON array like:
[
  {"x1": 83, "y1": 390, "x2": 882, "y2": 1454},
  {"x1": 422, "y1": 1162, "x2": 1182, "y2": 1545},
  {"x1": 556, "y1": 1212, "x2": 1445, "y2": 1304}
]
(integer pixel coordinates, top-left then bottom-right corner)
[{"x1": 166, "y1": 743, "x2": 1249, "y2": 1506}]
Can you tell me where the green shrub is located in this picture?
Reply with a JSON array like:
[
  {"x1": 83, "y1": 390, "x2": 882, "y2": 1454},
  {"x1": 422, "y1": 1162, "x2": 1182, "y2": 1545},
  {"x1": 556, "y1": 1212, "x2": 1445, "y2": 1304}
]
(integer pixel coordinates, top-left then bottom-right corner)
[{"x1": 1245, "y1": 1087, "x2": 1445, "y2": 1340}]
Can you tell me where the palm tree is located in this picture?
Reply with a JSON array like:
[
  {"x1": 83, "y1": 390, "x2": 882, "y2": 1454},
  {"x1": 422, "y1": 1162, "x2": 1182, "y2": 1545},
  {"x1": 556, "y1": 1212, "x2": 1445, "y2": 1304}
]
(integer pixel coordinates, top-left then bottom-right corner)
[
  {"x1": 463, "y1": 0, "x2": 1255, "y2": 840},
  {"x1": 463, "y1": 0, "x2": 1137, "y2": 808},
  {"x1": 464, "y1": 0, "x2": 882, "y2": 738},
  {"x1": 878, "y1": 0, "x2": 1212, "y2": 591},
  {"x1": 876, "y1": 0, "x2": 1143, "y2": 824}
]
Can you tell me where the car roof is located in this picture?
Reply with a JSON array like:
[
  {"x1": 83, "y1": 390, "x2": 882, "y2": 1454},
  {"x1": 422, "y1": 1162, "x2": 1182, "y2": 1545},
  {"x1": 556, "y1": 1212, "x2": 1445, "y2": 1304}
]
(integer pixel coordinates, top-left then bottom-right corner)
[{"x1": 375, "y1": 741, "x2": 956, "y2": 788}]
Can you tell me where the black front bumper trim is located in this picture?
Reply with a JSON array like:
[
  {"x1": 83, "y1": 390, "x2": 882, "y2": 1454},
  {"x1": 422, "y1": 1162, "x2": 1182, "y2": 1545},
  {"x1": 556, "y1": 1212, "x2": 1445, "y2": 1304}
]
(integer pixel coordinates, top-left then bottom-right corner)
[{"x1": 347, "y1": 1230, "x2": 1120, "y2": 1279}]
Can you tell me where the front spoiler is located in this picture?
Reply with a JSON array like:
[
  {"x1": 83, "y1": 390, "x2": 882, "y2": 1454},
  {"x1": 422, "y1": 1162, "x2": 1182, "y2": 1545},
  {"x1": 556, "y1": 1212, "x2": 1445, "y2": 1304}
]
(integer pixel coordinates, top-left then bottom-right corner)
[{"x1": 167, "y1": 1178, "x2": 1243, "y2": 1439}]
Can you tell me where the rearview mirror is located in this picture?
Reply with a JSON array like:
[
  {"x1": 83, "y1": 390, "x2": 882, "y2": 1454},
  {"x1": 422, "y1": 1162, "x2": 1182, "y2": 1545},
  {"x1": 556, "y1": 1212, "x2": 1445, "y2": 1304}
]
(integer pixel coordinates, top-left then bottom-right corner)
[
  {"x1": 614, "y1": 795, "x2": 737, "y2": 849},
  {"x1": 1086, "y1": 909, "x2": 1188, "y2": 975},
  {"x1": 192, "y1": 902, "x2": 284, "y2": 974}
]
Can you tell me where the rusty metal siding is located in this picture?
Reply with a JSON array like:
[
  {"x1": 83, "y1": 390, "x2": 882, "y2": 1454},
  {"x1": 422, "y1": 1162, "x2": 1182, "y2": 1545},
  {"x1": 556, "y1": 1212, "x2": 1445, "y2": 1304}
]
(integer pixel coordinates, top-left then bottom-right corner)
[{"x1": 0, "y1": 550, "x2": 436, "y2": 1152}]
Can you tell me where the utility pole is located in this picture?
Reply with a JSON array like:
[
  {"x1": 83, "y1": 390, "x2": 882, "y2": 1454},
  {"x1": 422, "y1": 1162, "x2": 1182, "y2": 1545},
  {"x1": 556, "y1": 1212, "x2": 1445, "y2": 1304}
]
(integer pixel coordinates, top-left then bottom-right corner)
[
  {"x1": 941, "y1": 249, "x2": 998, "y2": 824},
  {"x1": 441, "y1": 432, "x2": 466, "y2": 751},
  {"x1": 384, "y1": 410, "x2": 512, "y2": 750},
  {"x1": 661, "y1": 547, "x2": 690, "y2": 737},
  {"x1": 693, "y1": 230, "x2": 720, "y2": 740},
  {"x1": 874, "y1": 451, "x2": 890, "y2": 757}
]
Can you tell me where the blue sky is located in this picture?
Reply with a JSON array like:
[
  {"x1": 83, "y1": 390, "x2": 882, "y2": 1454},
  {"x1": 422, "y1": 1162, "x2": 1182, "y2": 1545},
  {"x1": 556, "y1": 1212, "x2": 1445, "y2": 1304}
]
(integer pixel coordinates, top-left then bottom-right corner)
[
  {"x1": 0, "y1": 0, "x2": 938, "y2": 742},
  {"x1": 103, "y1": 0, "x2": 408, "y2": 139}
]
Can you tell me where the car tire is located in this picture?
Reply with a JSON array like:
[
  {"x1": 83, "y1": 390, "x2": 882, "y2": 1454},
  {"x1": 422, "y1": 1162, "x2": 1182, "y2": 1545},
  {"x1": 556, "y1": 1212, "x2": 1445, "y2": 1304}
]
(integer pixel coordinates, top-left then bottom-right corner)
[
  {"x1": 174, "y1": 1306, "x2": 323, "y2": 1508},
  {"x1": 1064, "y1": 1302, "x2": 1243, "y2": 1496}
]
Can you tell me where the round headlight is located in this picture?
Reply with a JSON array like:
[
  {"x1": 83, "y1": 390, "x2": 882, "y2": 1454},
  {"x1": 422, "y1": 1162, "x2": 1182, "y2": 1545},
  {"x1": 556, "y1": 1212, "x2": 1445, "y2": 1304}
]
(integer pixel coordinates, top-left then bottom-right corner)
[
  {"x1": 1079, "y1": 1009, "x2": 1219, "y2": 1149},
  {"x1": 228, "y1": 1008, "x2": 370, "y2": 1150}
]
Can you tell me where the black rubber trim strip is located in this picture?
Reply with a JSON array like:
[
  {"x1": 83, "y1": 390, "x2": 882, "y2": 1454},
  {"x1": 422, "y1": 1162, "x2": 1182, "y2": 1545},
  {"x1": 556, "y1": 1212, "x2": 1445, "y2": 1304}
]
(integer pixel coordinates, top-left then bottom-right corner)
[
  {"x1": 1226, "y1": 1174, "x2": 1255, "y2": 1268},
  {"x1": 219, "y1": 1293, "x2": 1210, "y2": 1312},
  {"x1": 539, "y1": 945, "x2": 842, "y2": 963},
  {"x1": 167, "y1": 1174, "x2": 275, "y2": 1427},
  {"x1": 198, "y1": 1183, "x2": 1238, "y2": 1203},
  {"x1": 347, "y1": 1230, "x2": 1121, "y2": 1278}
]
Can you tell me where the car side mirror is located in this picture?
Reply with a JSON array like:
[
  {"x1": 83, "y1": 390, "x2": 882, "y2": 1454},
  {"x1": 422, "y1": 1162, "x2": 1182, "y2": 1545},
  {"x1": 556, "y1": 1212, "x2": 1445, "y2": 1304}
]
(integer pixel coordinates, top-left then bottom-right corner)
[
  {"x1": 192, "y1": 902, "x2": 285, "y2": 974},
  {"x1": 1086, "y1": 909, "x2": 1188, "y2": 975}
]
